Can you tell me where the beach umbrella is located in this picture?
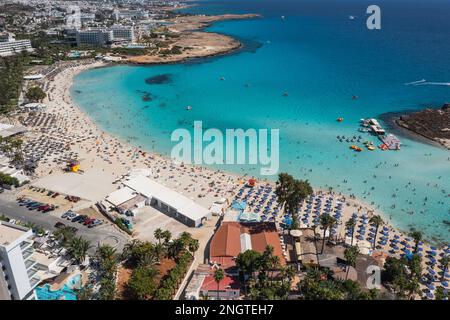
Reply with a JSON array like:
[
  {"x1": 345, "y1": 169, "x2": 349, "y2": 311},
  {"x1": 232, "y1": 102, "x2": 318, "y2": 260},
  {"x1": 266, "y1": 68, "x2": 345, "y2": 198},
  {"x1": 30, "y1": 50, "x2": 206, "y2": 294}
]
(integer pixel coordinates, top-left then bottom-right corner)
[
  {"x1": 426, "y1": 283, "x2": 435, "y2": 291},
  {"x1": 442, "y1": 282, "x2": 448, "y2": 288},
  {"x1": 430, "y1": 246, "x2": 437, "y2": 250},
  {"x1": 426, "y1": 292, "x2": 434, "y2": 299},
  {"x1": 428, "y1": 268, "x2": 436, "y2": 276}
]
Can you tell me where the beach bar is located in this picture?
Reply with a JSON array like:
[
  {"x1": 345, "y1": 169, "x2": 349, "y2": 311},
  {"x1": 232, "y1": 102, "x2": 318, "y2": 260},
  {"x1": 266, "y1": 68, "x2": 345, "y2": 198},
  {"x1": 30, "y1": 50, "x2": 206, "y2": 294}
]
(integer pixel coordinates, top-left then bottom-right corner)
[{"x1": 123, "y1": 176, "x2": 211, "y2": 227}]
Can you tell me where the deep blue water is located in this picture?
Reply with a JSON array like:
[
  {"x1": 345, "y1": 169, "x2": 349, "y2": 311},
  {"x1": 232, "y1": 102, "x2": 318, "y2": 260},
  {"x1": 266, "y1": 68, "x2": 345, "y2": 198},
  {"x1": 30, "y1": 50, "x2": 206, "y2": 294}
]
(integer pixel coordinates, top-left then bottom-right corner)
[{"x1": 72, "y1": 0, "x2": 450, "y2": 243}]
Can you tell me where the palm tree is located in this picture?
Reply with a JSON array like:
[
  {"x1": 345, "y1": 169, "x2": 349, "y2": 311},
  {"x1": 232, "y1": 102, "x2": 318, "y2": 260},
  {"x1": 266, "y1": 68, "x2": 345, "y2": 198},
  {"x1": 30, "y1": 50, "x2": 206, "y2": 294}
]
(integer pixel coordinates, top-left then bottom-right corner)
[
  {"x1": 95, "y1": 244, "x2": 117, "y2": 274},
  {"x1": 188, "y1": 239, "x2": 199, "y2": 257},
  {"x1": 369, "y1": 215, "x2": 383, "y2": 249},
  {"x1": 213, "y1": 268, "x2": 225, "y2": 300},
  {"x1": 344, "y1": 245, "x2": 359, "y2": 280},
  {"x1": 275, "y1": 173, "x2": 294, "y2": 207},
  {"x1": 408, "y1": 230, "x2": 423, "y2": 254},
  {"x1": 319, "y1": 213, "x2": 336, "y2": 254},
  {"x1": 95, "y1": 244, "x2": 116, "y2": 261},
  {"x1": 440, "y1": 256, "x2": 449, "y2": 282},
  {"x1": 121, "y1": 239, "x2": 142, "y2": 263},
  {"x1": 152, "y1": 243, "x2": 165, "y2": 263},
  {"x1": 53, "y1": 226, "x2": 76, "y2": 245},
  {"x1": 168, "y1": 239, "x2": 184, "y2": 259},
  {"x1": 67, "y1": 236, "x2": 91, "y2": 264},
  {"x1": 154, "y1": 228, "x2": 164, "y2": 245},
  {"x1": 162, "y1": 230, "x2": 172, "y2": 245},
  {"x1": 179, "y1": 232, "x2": 193, "y2": 249},
  {"x1": 345, "y1": 218, "x2": 356, "y2": 246},
  {"x1": 277, "y1": 175, "x2": 313, "y2": 229}
]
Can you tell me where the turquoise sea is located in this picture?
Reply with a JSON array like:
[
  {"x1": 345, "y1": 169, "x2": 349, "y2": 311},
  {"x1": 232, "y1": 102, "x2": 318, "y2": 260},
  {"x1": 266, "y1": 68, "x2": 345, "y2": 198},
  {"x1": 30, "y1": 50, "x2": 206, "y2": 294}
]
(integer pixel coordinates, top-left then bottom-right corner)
[{"x1": 72, "y1": 0, "x2": 450, "y2": 243}]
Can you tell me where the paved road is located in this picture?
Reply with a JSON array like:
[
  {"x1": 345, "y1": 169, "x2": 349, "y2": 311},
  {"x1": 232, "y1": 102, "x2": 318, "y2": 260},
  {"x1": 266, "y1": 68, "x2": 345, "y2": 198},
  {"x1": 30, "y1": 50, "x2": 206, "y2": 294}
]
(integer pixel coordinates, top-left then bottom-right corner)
[{"x1": 0, "y1": 194, "x2": 129, "y2": 253}]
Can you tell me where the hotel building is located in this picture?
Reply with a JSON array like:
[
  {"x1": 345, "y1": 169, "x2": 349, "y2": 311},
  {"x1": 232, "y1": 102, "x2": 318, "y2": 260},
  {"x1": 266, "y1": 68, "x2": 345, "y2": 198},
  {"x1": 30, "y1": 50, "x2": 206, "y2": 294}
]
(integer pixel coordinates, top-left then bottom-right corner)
[
  {"x1": 111, "y1": 25, "x2": 135, "y2": 43},
  {"x1": 76, "y1": 29, "x2": 113, "y2": 47},
  {"x1": 0, "y1": 222, "x2": 40, "y2": 300},
  {"x1": 0, "y1": 33, "x2": 33, "y2": 57}
]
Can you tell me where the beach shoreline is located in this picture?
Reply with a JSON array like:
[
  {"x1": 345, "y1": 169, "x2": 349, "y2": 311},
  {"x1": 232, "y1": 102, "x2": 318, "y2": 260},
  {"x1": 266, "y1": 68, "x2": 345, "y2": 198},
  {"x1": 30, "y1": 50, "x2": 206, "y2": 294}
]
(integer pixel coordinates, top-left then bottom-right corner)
[{"x1": 58, "y1": 62, "x2": 413, "y2": 244}]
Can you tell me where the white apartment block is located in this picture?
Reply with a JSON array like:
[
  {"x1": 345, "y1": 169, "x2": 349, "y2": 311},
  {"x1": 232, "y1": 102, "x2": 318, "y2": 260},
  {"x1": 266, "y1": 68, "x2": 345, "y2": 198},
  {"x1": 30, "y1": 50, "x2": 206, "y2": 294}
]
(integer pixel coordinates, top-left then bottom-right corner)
[
  {"x1": 113, "y1": 9, "x2": 149, "y2": 21},
  {"x1": 111, "y1": 25, "x2": 135, "y2": 43},
  {"x1": 0, "y1": 222, "x2": 39, "y2": 300},
  {"x1": 0, "y1": 38, "x2": 33, "y2": 57}
]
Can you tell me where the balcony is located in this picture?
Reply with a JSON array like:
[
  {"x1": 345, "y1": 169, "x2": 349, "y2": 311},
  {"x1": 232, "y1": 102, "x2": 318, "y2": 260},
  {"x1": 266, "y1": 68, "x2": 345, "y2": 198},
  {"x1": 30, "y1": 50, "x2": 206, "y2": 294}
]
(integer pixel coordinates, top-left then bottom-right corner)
[
  {"x1": 27, "y1": 267, "x2": 38, "y2": 279},
  {"x1": 29, "y1": 276, "x2": 41, "y2": 289},
  {"x1": 20, "y1": 240, "x2": 33, "y2": 252},
  {"x1": 25, "y1": 258, "x2": 37, "y2": 270},
  {"x1": 22, "y1": 248, "x2": 34, "y2": 261}
]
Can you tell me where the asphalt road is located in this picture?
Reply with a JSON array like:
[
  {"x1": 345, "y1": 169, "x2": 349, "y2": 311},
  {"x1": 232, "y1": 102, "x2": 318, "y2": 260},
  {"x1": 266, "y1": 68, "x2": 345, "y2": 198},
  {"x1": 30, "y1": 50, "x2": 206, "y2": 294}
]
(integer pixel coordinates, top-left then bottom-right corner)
[{"x1": 0, "y1": 194, "x2": 128, "y2": 253}]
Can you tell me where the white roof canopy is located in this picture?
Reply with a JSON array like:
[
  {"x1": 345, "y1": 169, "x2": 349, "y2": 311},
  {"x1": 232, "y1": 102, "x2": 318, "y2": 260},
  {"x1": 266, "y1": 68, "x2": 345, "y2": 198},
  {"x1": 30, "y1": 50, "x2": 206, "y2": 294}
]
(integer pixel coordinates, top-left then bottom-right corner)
[
  {"x1": 105, "y1": 186, "x2": 137, "y2": 206},
  {"x1": 124, "y1": 176, "x2": 210, "y2": 222}
]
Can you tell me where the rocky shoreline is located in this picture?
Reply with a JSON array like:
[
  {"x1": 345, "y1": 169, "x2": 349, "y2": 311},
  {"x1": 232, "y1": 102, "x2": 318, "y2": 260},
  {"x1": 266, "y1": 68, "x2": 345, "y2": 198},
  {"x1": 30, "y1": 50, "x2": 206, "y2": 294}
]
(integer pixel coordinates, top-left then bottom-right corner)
[
  {"x1": 126, "y1": 13, "x2": 261, "y2": 65},
  {"x1": 392, "y1": 104, "x2": 450, "y2": 150}
]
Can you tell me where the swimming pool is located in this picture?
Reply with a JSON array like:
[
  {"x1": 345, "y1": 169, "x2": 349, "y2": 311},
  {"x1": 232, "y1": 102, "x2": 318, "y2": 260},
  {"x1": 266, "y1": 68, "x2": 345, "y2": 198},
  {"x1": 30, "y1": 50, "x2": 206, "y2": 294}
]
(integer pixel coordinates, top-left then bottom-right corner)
[{"x1": 35, "y1": 274, "x2": 82, "y2": 300}]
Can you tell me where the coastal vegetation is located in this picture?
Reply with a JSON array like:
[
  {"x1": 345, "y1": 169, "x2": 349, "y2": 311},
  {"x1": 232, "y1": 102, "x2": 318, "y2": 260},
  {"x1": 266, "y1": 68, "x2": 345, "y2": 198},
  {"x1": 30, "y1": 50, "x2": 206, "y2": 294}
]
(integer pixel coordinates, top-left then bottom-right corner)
[
  {"x1": 236, "y1": 245, "x2": 294, "y2": 300},
  {"x1": 275, "y1": 173, "x2": 313, "y2": 229},
  {"x1": 0, "y1": 135, "x2": 25, "y2": 168},
  {"x1": 319, "y1": 213, "x2": 337, "y2": 253},
  {"x1": 120, "y1": 230, "x2": 197, "y2": 300},
  {"x1": 298, "y1": 267, "x2": 379, "y2": 300},
  {"x1": 0, "y1": 172, "x2": 20, "y2": 187},
  {"x1": 382, "y1": 254, "x2": 422, "y2": 299},
  {"x1": 0, "y1": 54, "x2": 27, "y2": 113},
  {"x1": 25, "y1": 86, "x2": 46, "y2": 102},
  {"x1": 95, "y1": 244, "x2": 119, "y2": 300}
]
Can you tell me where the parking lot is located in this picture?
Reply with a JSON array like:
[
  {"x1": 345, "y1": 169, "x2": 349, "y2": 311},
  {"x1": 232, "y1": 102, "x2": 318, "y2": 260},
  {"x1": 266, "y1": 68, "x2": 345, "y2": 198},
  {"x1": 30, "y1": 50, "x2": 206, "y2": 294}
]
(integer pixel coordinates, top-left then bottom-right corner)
[{"x1": 0, "y1": 193, "x2": 129, "y2": 253}]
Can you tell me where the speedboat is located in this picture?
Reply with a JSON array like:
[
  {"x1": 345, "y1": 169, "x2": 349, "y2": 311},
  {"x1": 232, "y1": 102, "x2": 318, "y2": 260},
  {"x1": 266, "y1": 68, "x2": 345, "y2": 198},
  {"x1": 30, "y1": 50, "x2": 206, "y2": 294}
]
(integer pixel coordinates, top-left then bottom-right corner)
[{"x1": 186, "y1": 105, "x2": 192, "y2": 111}]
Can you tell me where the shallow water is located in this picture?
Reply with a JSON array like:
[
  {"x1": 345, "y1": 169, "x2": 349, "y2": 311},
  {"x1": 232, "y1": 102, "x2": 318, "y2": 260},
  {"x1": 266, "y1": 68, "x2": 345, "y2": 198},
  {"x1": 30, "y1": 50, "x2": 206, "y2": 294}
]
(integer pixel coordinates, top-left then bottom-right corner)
[{"x1": 72, "y1": 0, "x2": 450, "y2": 243}]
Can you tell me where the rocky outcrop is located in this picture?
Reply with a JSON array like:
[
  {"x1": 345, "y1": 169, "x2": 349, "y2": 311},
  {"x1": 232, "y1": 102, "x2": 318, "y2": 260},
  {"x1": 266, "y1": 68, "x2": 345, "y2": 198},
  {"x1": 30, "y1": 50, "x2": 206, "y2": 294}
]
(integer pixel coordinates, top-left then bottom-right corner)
[{"x1": 395, "y1": 104, "x2": 450, "y2": 149}]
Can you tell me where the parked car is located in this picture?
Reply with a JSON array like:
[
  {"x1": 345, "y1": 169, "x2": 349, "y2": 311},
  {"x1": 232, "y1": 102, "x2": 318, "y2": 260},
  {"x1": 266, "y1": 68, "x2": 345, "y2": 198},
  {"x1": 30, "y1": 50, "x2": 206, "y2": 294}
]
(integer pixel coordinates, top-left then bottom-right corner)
[
  {"x1": 19, "y1": 199, "x2": 32, "y2": 206},
  {"x1": 67, "y1": 212, "x2": 78, "y2": 220},
  {"x1": 77, "y1": 215, "x2": 88, "y2": 223},
  {"x1": 28, "y1": 202, "x2": 43, "y2": 210},
  {"x1": 83, "y1": 217, "x2": 95, "y2": 226},
  {"x1": 61, "y1": 211, "x2": 73, "y2": 219},
  {"x1": 89, "y1": 219, "x2": 103, "y2": 228},
  {"x1": 72, "y1": 215, "x2": 85, "y2": 223},
  {"x1": 51, "y1": 193, "x2": 59, "y2": 198},
  {"x1": 37, "y1": 204, "x2": 50, "y2": 211},
  {"x1": 42, "y1": 205, "x2": 55, "y2": 213}
]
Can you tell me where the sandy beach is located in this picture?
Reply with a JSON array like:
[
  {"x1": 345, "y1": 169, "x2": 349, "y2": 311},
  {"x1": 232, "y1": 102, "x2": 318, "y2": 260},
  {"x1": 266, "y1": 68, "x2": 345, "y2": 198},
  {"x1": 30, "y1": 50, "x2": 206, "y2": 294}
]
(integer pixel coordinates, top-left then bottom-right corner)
[
  {"x1": 22, "y1": 60, "x2": 439, "y2": 243},
  {"x1": 9, "y1": 58, "x2": 446, "y2": 299}
]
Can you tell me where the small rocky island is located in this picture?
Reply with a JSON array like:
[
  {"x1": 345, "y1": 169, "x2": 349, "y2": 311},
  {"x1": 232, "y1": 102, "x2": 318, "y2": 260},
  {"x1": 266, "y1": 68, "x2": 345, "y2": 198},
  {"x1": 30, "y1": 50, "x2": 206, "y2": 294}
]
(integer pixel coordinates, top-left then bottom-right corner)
[{"x1": 395, "y1": 103, "x2": 450, "y2": 149}]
